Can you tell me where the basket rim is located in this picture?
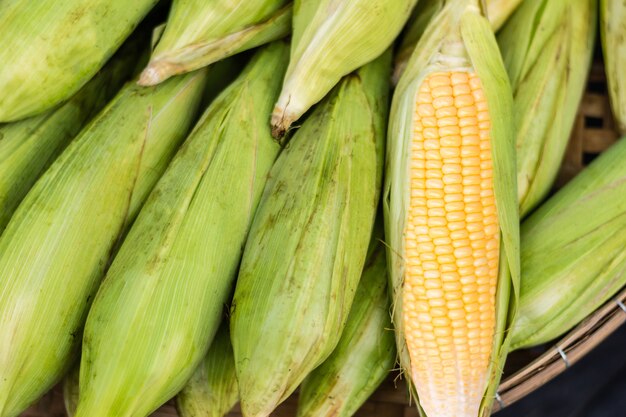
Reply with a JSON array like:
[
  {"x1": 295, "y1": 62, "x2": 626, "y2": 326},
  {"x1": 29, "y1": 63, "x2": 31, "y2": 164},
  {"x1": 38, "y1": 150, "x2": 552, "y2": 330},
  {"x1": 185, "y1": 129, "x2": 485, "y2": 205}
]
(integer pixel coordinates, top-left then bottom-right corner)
[{"x1": 492, "y1": 284, "x2": 626, "y2": 413}]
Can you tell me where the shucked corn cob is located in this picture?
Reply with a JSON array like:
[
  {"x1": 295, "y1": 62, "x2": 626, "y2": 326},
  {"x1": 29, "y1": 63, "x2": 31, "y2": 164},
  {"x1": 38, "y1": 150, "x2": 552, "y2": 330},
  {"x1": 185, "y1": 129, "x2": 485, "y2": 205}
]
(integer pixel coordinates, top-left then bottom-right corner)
[
  {"x1": 231, "y1": 52, "x2": 390, "y2": 417},
  {"x1": 176, "y1": 323, "x2": 239, "y2": 417},
  {"x1": 393, "y1": 0, "x2": 524, "y2": 84},
  {"x1": 511, "y1": 137, "x2": 626, "y2": 349},
  {"x1": 0, "y1": 0, "x2": 159, "y2": 122},
  {"x1": 74, "y1": 43, "x2": 287, "y2": 417},
  {"x1": 139, "y1": 0, "x2": 291, "y2": 85},
  {"x1": 270, "y1": 0, "x2": 416, "y2": 137},
  {"x1": 0, "y1": 34, "x2": 144, "y2": 232},
  {"x1": 601, "y1": 0, "x2": 626, "y2": 134},
  {"x1": 498, "y1": 0, "x2": 597, "y2": 217},
  {"x1": 0, "y1": 71, "x2": 206, "y2": 417},
  {"x1": 297, "y1": 223, "x2": 395, "y2": 417},
  {"x1": 384, "y1": 1, "x2": 520, "y2": 416}
]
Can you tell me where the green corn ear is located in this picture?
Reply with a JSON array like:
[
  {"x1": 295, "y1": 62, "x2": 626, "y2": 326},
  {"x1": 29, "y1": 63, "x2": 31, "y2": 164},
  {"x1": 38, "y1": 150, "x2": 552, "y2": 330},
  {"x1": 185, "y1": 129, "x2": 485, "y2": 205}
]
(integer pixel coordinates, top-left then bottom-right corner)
[
  {"x1": 512, "y1": 137, "x2": 626, "y2": 349},
  {"x1": 176, "y1": 323, "x2": 238, "y2": 417},
  {"x1": 296, "y1": 225, "x2": 395, "y2": 417},
  {"x1": 231, "y1": 50, "x2": 390, "y2": 417},
  {"x1": 498, "y1": 0, "x2": 597, "y2": 217},
  {"x1": 601, "y1": 0, "x2": 626, "y2": 134},
  {"x1": 270, "y1": 0, "x2": 415, "y2": 138},
  {"x1": 0, "y1": 71, "x2": 207, "y2": 417},
  {"x1": 73, "y1": 43, "x2": 288, "y2": 417},
  {"x1": 0, "y1": 0, "x2": 160, "y2": 122},
  {"x1": 0, "y1": 35, "x2": 146, "y2": 232},
  {"x1": 139, "y1": 0, "x2": 292, "y2": 86},
  {"x1": 392, "y1": 0, "x2": 524, "y2": 84}
]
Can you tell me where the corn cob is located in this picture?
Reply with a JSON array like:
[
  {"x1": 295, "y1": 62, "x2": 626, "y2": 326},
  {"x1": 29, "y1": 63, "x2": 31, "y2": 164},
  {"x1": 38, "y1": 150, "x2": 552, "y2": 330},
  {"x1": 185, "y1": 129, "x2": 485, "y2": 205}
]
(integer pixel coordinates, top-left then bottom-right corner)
[
  {"x1": 270, "y1": 0, "x2": 415, "y2": 138},
  {"x1": 231, "y1": 51, "x2": 390, "y2": 417},
  {"x1": 384, "y1": 1, "x2": 519, "y2": 416},
  {"x1": 511, "y1": 137, "x2": 626, "y2": 350},
  {"x1": 0, "y1": 71, "x2": 206, "y2": 417},
  {"x1": 498, "y1": 0, "x2": 597, "y2": 217},
  {"x1": 393, "y1": 0, "x2": 524, "y2": 84},
  {"x1": 176, "y1": 323, "x2": 238, "y2": 417},
  {"x1": 0, "y1": 35, "x2": 145, "y2": 233},
  {"x1": 74, "y1": 43, "x2": 287, "y2": 417},
  {"x1": 601, "y1": 0, "x2": 626, "y2": 134},
  {"x1": 139, "y1": 0, "x2": 291, "y2": 86},
  {"x1": 0, "y1": 0, "x2": 159, "y2": 122},
  {"x1": 297, "y1": 224, "x2": 395, "y2": 417}
]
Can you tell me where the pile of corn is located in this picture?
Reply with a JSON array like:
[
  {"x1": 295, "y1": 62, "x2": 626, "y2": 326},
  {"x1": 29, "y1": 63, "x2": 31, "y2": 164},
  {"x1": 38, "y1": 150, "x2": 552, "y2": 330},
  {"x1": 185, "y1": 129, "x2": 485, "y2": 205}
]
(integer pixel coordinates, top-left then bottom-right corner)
[{"x1": 0, "y1": 1, "x2": 624, "y2": 417}]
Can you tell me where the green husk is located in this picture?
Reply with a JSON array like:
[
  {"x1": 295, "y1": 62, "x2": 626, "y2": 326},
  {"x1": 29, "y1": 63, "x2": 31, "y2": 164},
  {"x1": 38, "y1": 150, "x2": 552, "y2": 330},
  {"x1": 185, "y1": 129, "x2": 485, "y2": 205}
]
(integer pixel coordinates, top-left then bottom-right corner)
[
  {"x1": 384, "y1": 1, "x2": 519, "y2": 416},
  {"x1": 601, "y1": 0, "x2": 626, "y2": 134},
  {"x1": 511, "y1": 137, "x2": 626, "y2": 350},
  {"x1": 0, "y1": 71, "x2": 207, "y2": 417},
  {"x1": 0, "y1": 0, "x2": 159, "y2": 122},
  {"x1": 139, "y1": 0, "x2": 291, "y2": 86},
  {"x1": 498, "y1": 0, "x2": 597, "y2": 217},
  {"x1": 63, "y1": 365, "x2": 80, "y2": 417},
  {"x1": 270, "y1": 0, "x2": 416, "y2": 138},
  {"x1": 296, "y1": 224, "x2": 395, "y2": 417},
  {"x1": 176, "y1": 323, "x2": 238, "y2": 417},
  {"x1": 74, "y1": 43, "x2": 288, "y2": 417},
  {"x1": 231, "y1": 51, "x2": 390, "y2": 417},
  {"x1": 0, "y1": 34, "x2": 146, "y2": 232},
  {"x1": 392, "y1": 0, "x2": 524, "y2": 84}
]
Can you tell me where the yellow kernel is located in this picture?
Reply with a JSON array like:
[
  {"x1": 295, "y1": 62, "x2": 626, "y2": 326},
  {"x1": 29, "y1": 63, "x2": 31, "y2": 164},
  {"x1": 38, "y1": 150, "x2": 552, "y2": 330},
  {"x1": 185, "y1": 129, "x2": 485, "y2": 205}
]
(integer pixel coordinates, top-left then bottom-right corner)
[
  {"x1": 440, "y1": 147, "x2": 460, "y2": 158},
  {"x1": 444, "y1": 191, "x2": 463, "y2": 202},
  {"x1": 426, "y1": 179, "x2": 444, "y2": 189},
  {"x1": 461, "y1": 125, "x2": 479, "y2": 136},
  {"x1": 439, "y1": 260, "x2": 457, "y2": 270},
  {"x1": 428, "y1": 217, "x2": 447, "y2": 227},
  {"x1": 445, "y1": 201, "x2": 464, "y2": 212},
  {"x1": 434, "y1": 245, "x2": 453, "y2": 255},
  {"x1": 451, "y1": 72, "x2": 469, "y2": 85},
  {"x1": 461, "y1": 146, "x2": 481, "y2": 157},
  {"x1": 426, "y1": 199, "x2": 444, "y2": 208},
  {"x1": 417, "y1": 103, "x2": 435, "y2": 117},
  {"x1": 455, "y1": 94, "x2": 474, "y2": 108},
  {"x1": 428, "y1": 207, "x2": 445, "y2": 217},
  {"x1": 459, "y1": 117, "x2": 478, "y2": 128},
  {"x1": 448, "y1": 220, "x2": 466, "y2": 231},
  {"x1": 426, "y1": 159, "x2": 443, "y2": 169},
  {"x1": 443, "y1": 174, "x2": 462, "y2": 185},
  {"x1": 423, "y1": 127, "x2": 438, "y2": 139},
  {"x1": 436, "y1": 106, "x2": 457, "y2": 118},
  {"x1": 440, "y1": 135, "x2": 461, "y2": 147},
  {"x1": 426, "y1": 169, "x2": 438, "y2": 179},
  {"x1": 423, "y1": 117, "x2": 438, "y2": 127},
  {"x1": 417, "y1": 92, "x2": 432, "y2": 104},
  {"x1": 439, "y1": 125, "x2": 461, "y2": 136},
  {"x1": 458, "y1": 106, "x2": 477, "y2": 117},
  {"x1": 433, "y1": 96, "x2": 454, "y2": 109},
  {"x1": 432, "y1": 85, "x2": 454, "y2": 98},
  {"x1": 429, "y1": 227, "x2": 449, "y2": 238},
  {"x1": 426, "y1": 189, "x2": 444, "y2": 199},
  {"x1": 446, "y1": 211, "x2": 465, "y2": 222},
  {"x1": 425, "y1": 150, "x2": 442, "y2": 160},
  {"x1": 438, "y1": 116, "x2": 459, "y2": 127},
  {"x1": 429, "y1": 74, "x2": 451, "y2": 88},
  {"x1": 442, "y1": 164, "x2": 462, "y2": 175}
]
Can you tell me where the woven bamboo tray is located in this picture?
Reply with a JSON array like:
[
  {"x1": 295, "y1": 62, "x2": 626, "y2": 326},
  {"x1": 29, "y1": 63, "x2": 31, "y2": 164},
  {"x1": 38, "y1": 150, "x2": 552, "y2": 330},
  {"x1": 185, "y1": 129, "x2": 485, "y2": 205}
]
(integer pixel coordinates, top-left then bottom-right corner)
[{"x1": 21, "y1": 61, "x2": 625, "y2": 417}]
